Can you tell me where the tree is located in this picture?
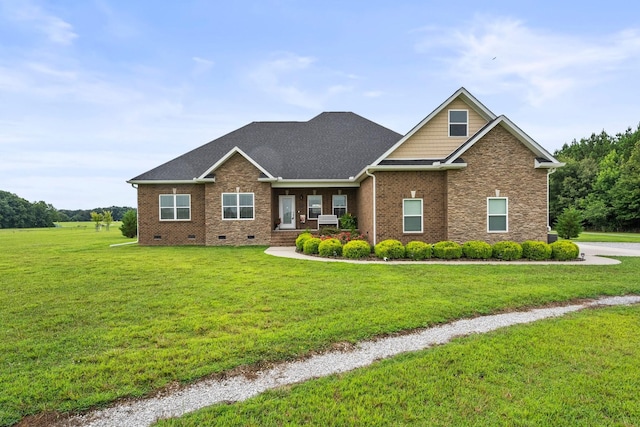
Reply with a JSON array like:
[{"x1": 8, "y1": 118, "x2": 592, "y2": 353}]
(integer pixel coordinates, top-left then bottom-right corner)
[
  {"x1": 611, "y1": 140, "x2": 640, "y2": 230},
  {"x1": 555, "y1": 207, "x2": 584, "y2": 239},
  {"x1": 90, "y1": 211, "x2": 103, "y2": 231},
  {"x1": 119, "y1": 209, "x2": 137, "y2": 238},
  {"x1": 102, "y1": 210, "x2": 113, "y2": 231}
]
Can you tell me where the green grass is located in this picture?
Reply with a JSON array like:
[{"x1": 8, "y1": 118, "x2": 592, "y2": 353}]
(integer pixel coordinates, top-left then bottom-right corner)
[
  {"x1": 570, "y1": 231, "x2": 640, "y2": 242},
  {"x1": 157, "y1": 305, "x2": 640, "y2": 426},
  {"x1": 1, "y1": 226, "x2": 640, "y2": 425}
]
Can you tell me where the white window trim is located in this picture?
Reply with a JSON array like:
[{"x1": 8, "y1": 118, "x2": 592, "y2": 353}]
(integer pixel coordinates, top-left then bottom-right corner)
[
  {"x1": 332, "y1": 194, "x2": 347, "y2": 217},
  {"x1": 403, "y1": 198, "x2": 423, "y2": 233},
  {"x1": 487, "y1": 197, "x2": 508, "y2": 233},
  {"x1": 448, "y1": 109, "x2": 468, "y2": 137},
  {"x1": 307, "y1": 195, "x2": 323, "y2": 220},
  {"x1": 159, "y1": 194, "x2": 191, "y2": 221},
  {"x1": 221, "y1": 192, "x2": 255, "y2": 221}
]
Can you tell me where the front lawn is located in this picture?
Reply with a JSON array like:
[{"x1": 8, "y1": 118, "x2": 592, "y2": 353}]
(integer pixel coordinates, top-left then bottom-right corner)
[
  {"x1": 1, "y1": 226, "x2": 639, "y2": 425},
  {"x1": 570, "y1": 231, "x2": 640, "y2": 242},
  {"x1": 157, "y1": 305, "x2": 640, "y2": 426}
]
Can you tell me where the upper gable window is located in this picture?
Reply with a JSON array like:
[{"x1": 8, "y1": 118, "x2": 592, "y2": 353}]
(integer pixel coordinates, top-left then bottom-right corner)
[{"x1": 449, "y1": 110, "x2": 468, "y2": 137}]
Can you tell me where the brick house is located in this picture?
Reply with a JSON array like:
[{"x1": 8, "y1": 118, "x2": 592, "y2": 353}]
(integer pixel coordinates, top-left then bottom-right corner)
[{"x1": 128, "y1": 88, "x2": 563, "y2": 246}]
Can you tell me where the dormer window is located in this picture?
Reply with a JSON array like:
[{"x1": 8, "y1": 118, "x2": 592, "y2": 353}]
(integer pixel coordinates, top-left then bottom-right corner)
[{"x1": 449, "y1": 110, "x2": 468, "y2": 137}]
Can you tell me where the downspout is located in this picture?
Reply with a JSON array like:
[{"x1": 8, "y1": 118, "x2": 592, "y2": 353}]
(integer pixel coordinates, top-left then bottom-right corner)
[
  {"x1": 110, "y1": 183, "x2": 139, "y2": 247},
  {"x1": 365, "y1": 169, "x2": 377, "y2": 246},
  {"x1": 547, "y1": 169, "x2": 557, "y2": 231}
]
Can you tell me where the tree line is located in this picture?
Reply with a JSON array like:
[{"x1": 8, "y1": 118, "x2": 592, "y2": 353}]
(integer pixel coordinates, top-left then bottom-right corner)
[
  {"x1": 0, "y1": 190, "x2": 135, "y2": 229},
  {"x1": 550, "y1": 124, "x2": 640, "y2": 232}
]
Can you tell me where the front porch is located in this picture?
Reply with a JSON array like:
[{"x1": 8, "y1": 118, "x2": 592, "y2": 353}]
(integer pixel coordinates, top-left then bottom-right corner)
[{"x1": 270, "y1": 229, "x2": 305, "y2": 246}]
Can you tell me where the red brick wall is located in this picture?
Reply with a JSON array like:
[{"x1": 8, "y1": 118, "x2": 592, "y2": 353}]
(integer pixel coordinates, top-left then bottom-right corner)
[
  {"x1": 374, "y1": 171, "x2": 447, "y2": 245},
  {"x1": 204, "y1": 153, "x2": 272, "y2": 246},
  {"x1": 357, "y1": 177, "x2": 374, "y2": 243},
  {"x1": 446, "y1": 126, "x2": 549, "y2": 243},
  {"x1": 137, "y1": 184, "x2": 206, "y2": 245}
]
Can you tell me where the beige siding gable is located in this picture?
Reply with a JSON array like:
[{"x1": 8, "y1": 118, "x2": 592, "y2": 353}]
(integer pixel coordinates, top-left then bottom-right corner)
[{"x1": 387, "y1": 98, "x2": 489, "y2": 160}]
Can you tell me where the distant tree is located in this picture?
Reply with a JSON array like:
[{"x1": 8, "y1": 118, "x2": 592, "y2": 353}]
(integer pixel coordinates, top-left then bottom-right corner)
[
  {"x1": 90, "y1": 211, "x2": 103, "y2": 231},
  {"x1": 0, "y1": 190, "x2": 56, "y2": 228},
  {"x1": 555, "y1": 207, "x2": 584, "y2": 239},
  {"x1": 102, "y1": 210, "x2": 113, "y2": 231},
  {"x1": 611, "y1": 140, "x2": 640, "y2": 230},
  {"x1": 119, "y1": 209, "x2": 137, "y2": 238}
]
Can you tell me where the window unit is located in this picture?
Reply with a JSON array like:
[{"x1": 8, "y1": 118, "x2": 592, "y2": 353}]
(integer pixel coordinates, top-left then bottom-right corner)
[
  {"x1": 332, "y1": 194, "x2": 347, "y2": 217},
  {"x1": 403, "y1": 198, "x2": 423, "y2": 233},
  {"x1": 448, "y1": 109, "x2": 468, "y2": 137},
  {"x1": 487, "y1": 197, "x2": 508, "y2": 232},
  {"x1": 222, "y1": 193, "x2": 255, "y2": 220},
  {"x1": 159, "y1": 194, "x2": 191, "y2": 221},
  {"x1": 307, "y1": 195, "x2": 322, "y2": 219}
]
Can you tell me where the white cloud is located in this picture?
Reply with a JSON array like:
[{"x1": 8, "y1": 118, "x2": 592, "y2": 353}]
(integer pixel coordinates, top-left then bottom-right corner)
[
  {"x1": 416, "y1": 17, "x2": 640, "y2": 106},
  {"x1": 2, "y1": 0, "x2": 78, "y2": 45},
  {"x1": 192, "y1": 56, "x2": 214, "y2": 76},
  {"x1": 249, "y1": 52, "x2": 361, "y2": 109}
]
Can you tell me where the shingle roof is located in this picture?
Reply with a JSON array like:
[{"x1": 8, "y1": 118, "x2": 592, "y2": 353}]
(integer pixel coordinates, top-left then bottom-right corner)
[{"x1": 130, "y1": 112, "x2": 403, "y2": 182}]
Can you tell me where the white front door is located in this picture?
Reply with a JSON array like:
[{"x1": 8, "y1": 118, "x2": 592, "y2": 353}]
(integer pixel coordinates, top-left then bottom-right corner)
[{"x1": 279, "y1": 195, "x2": 296, "y2": 229}]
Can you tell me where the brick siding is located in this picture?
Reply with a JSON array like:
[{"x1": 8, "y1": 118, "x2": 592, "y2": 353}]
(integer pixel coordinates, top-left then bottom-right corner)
[{"x1": 446, "y1": 126, "x2": 549, "y2": 243}]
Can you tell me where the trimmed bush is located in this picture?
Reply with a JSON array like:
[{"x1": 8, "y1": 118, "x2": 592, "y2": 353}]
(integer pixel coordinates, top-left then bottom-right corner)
[
  {"x1": 318, "y1": 238, "x2": 343, "y2": 257},
  {"x1": 432, "y1": 241, "x2": 463, "y2": 259},
  {"x1": 405, "y1": 241, "x2": 432, "y2": 260},
  {"x1": 295, "y1": 232, "x2": 313, "y2": 252},
  {"x1": 343, "y1": 240, "x2": 371, "y2": 259},
  {"x1": 374, "y1": 239, "x2": 405, "y2": 260},
  {"x1": 302, "y1": 237, "x2": 322, "y2": 255},
  {"x1": 462, "y1": 240, "x2": 492, "y2": 259},
  {"x1": 492, "y1": 241, "x2": 523, "y2": 260},
  {"x1": 522, "y1": 240, "x2": 552, "y2": 261},
  {"x1": 550, "y1": 240, "x2": 580, "y2": 261}
]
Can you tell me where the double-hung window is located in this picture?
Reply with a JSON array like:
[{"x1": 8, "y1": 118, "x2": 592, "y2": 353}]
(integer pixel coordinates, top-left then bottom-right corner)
[
  {"x1": 307, "y1": 195, "x2": 322, "y2": 219},
  {"x1": 403, "y1": 199, "x2": 423, "y2": 233},
  {"x1": 159, "y1": 194, "x2": 191, "y2": 221},
  {"x1": 222, "y1": 193, "x2": 254, "y2": 220},
  {"x1": 332, "y1": 195, "x2": 347, "y2": 217},
  {"x1": 449, "y1": 110, "x2": 468, "y2": 137},
  {"x1": 487, "y1": 197, "x2": 508, "y2": 232}
]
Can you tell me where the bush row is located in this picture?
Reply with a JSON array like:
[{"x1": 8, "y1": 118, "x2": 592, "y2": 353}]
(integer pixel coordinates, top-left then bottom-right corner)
[{"x1": 295, "y1": 233, "x2": 580, "y2": 261}]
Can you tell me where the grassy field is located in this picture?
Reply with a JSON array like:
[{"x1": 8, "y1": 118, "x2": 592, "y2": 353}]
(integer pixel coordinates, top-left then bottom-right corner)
[
  {"x1": 1, "y1": 226, "x2": 640, "y2": 425},
  {"x1": 571, "y1": 231, "x2": 640, "y2": 242},
  {"x1": 157, "y1": 304, "x2": 640, "y2": 426}
]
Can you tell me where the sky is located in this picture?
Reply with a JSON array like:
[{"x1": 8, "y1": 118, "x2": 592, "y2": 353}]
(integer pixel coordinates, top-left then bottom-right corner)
[{"x1": 1, "y1": 1, "x2": 639, "y2": 209}]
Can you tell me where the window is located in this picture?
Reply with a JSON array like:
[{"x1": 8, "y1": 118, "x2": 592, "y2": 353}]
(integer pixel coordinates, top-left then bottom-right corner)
[
  {"x1": 403, "y1": 199, "x2": 423, "y2": 233},
  {"x1": 449, "y1": 110, "x2": 468, "y2": 137},
  {"x1": 222, "y1": 193, "x2": 254, "y2": 220},
  {"x1": 159, "y1": 194, "x2": 191, "y2": 221},
  {"x1": 332, "y1": 195, "x2": 347, "y2": 217},
  {"x1": 308, "y1": 195, "x2": 322, "y2": 219},
  {"x1": 488, "y1": 197, "x2": 508, "y2": 232}
]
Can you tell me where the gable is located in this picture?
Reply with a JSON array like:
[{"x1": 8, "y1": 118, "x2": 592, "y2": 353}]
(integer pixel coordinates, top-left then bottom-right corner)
[{"x1": 386, "y1": 98, "x2": 489, "y2": 160}]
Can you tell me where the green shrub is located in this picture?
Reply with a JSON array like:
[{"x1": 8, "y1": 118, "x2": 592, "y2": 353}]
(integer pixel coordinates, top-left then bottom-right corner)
[
  {"x1": 343, "y1": 240, "x2": 371, "y2": 259},
  {"x1": 432, "y1": 241, "x2": 463, "y2": 259},
  {"x1": 339, "y1": 213, "x2": 357, "y2": 231},
  {"x1": 550, "y1": 240, "x2": 580, "y2": 261},
  {"x1": 522, "y1": 240, "x2": 552, "y2": 261},
  {"x1": 405, "y1": 241, "x2": 432, "y2": 260},
  {"x1": 119, "y1": 209, "x2": 137, "y2": 238},
  {"x1": 462, "y1": 240, "x2": 492, "y2": 259},
  {"x1": 492, "y1": 241, "x2": 523, "y2": 260},
  {"x1": 295, "y1": 232, "x2": 313, "y2": 252},
  {"x1": 374, "y1": 239, "x2": 405, "y2": 260},
  {"x1": 555, "y1": 207, "x2": 584, "y2": 239},
  {"x1": 302, "y1": 237, "x2": 322, "y2": 255},
  {"x1": 318, "y1": 238, "x2": 343, "y2": 257}
]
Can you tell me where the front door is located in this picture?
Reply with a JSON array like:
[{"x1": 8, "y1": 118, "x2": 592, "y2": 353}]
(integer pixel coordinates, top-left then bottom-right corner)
[{"x1": 278, "y1": 195, "x2": 296, "y2": 229}]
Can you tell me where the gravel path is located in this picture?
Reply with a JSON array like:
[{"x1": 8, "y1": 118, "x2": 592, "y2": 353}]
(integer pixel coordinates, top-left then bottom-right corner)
[{"x1": 60, "y1": 295, "x2": 640, "y2": 427}]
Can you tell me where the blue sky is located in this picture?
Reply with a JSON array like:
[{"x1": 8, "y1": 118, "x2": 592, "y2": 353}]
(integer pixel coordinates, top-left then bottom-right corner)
[{"x1": 1, "y1": 0, "x2": 639, "y2": 209}]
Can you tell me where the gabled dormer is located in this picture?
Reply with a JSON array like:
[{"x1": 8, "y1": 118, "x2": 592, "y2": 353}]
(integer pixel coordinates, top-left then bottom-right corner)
[{"x1": 376, "y1": 87, "x2": 497, "y2": 161}]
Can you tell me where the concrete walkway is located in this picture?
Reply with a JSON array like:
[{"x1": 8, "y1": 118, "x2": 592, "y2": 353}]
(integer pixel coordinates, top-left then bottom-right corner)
[{"x1": 265, "y1": 242, "x2": 640, "y2": 265}]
